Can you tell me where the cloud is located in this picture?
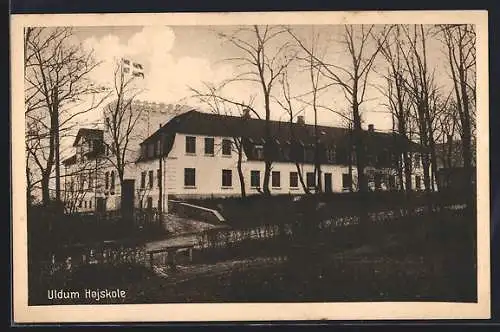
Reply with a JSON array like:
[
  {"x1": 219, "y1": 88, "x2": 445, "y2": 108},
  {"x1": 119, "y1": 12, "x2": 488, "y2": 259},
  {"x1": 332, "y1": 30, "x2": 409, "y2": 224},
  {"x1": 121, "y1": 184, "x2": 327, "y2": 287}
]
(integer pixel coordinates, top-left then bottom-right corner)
[{"x1": 81, "y1": 26, "x2": 236, "y2": 105}]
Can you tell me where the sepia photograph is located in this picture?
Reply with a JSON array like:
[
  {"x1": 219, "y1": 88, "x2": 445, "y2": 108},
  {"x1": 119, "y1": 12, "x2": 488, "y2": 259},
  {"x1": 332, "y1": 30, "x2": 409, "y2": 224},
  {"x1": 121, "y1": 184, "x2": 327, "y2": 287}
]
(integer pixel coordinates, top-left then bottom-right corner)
[{"x1": 11, "y1": 11, "x2": 490, "y2": 322}]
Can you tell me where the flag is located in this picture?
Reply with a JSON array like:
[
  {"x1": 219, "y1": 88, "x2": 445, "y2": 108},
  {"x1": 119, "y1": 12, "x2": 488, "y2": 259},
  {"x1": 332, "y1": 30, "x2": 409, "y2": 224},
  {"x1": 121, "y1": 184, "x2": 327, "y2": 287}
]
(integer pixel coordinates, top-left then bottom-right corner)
[
  {"x1": 131, "y1": 61, "x2": 144, "y2": 78},
  {"x1": 121, "y1": 58, "x2": 145, "y2": 79}
]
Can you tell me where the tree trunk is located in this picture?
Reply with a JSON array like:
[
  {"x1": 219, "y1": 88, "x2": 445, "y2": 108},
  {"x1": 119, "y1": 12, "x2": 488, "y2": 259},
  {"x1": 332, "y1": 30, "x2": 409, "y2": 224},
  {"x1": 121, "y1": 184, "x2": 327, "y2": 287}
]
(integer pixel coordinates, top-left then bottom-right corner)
[
  {"x1": 295, "y1": 163, "x2": 311, "y2": 194},
  {"x1": 263, "y1": 160, "x2": 272, "y2": 196},
  {"x1": 403, "y1": 151, "x2": 412, "y2": 192},
  {"x1": 41, "y1": 173, "x2": 51, "y2": 206},
  {"x1": 54, "y1": 105, "x2": 61, "y2": 203},
  {"x1": 429, "y1": 138, "x2": 439, "y2": 191},
  {"x1": 237, "y1": 145, "x2": 246, "y2": 198},
  {"x1": 262, "y1": 92, "x2": 272, "y2": 196},
  {"x1": 460, "y1": 79, "x2": 474, "y2": 216},
  {"x1": 315, "y1": 143, "x2": 322, "y2": 193}
]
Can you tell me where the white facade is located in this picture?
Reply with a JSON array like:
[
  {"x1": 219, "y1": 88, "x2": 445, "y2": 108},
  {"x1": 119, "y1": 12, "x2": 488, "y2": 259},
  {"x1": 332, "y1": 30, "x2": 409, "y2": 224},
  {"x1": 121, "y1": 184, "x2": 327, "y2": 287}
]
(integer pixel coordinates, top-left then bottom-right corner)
[
  {"x1": 64, "y1": 106, "x2": 427, "y2": 213},
  {"x1": 136, "y1": 132, "x2": 426, "y2": 202},
  {"x1": 62, "y1": 101, "x2": 188, "y2": 214}
]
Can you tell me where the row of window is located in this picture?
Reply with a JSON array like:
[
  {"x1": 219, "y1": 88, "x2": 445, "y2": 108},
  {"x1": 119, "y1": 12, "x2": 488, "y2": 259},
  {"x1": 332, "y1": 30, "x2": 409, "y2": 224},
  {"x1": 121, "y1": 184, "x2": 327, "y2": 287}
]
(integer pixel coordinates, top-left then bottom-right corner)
[
  {"x1": 104, "y1": 171, "x2": 116, "y2": 192},
  {"x1": 184, "y1": 136, "x2": 423, "y2": 168},
  {"x1": 78, "y1": 199, "x2": 93, "y2": 209},
  {"x1": 185, "y1": 136, "x2": 233, "y2": 156},
  {"x1": 68, "y1": 170, "x2": 116, "y2": 194},
  {"x1": 182, "y1": 168, "x2": 353, "y2": 190},
  {"x1": 140, "y1": 169, "x2": 162, "y2": 189}
]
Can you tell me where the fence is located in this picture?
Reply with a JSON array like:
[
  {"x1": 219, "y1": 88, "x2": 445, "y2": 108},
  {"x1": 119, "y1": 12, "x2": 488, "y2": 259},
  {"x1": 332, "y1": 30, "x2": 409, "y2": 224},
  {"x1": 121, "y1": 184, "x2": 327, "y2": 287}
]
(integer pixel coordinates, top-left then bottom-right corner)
[
  {"x1": 182, "y1": 191, "x2": 470, "y2": 228},
  {"x1": 190, "y1": 196, "x2": 469, "y2": 259}
]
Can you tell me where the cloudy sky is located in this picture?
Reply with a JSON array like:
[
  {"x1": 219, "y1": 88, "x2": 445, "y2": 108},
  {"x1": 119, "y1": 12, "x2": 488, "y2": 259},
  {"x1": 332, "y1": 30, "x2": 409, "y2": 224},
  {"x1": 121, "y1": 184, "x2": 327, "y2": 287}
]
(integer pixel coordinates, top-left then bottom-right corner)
[{"x1": 70, "y1": 24, "x2": 452, "y2": 133}]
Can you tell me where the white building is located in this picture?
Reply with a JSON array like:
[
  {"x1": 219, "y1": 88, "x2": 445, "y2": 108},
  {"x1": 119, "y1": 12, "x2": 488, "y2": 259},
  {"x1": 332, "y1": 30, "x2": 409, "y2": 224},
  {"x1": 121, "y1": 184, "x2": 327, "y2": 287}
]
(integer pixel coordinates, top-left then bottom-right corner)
[
  {"x1": 61, "y1": 101, "x2": 190, "y2": 214},
  {"x1": 135, "y1": 110, "x2": 426, "y2": 206}
]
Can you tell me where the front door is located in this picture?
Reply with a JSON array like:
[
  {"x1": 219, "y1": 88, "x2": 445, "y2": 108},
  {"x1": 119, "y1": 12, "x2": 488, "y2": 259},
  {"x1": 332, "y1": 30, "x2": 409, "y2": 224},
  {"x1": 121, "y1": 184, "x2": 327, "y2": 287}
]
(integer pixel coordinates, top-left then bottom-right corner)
[{"x1": 324, "y1": 173, "x2": 332, "y2": 193}]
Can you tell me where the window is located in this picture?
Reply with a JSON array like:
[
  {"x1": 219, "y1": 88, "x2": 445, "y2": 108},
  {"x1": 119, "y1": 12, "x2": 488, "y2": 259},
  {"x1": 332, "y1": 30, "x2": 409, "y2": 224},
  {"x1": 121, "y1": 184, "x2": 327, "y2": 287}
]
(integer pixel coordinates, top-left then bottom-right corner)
[
  {"x1": 157, "y1": 169, "x2": 161, "y2": 188},
  {"x1": 185, "y1": 136, "x2": 196, "y2": 154},
  {"x1": 326, "y1": 147, "x2": 336, "y2": 163},
  {"x1": 289, "y1": 172, "x2": 299, "y2": 188},
  {"x1": 84, "y1": 201, "x2": 87, "y2": 208},
  {"x1": 110, "y1": 171, "x2": 115, "y2": 193},
  {"x1": 156, "y1": 140, "x2": 161, "y2": 156},
  {"x1": 184, "y1": 168, "x2": 196, "y2": 187},
  {"x1": 105, "y1": 171, "x2": 109, "y2": 189},
  {"x1": 222, "y1": 139, "x2": 232, "y2": 156},
  {"x1": 149, "y1": 170, "x2": 154, "y2": 189},
  {"x1": 147, "y1": 143, "x2": 155, "y2": 158},
  {"x1": 140, "y1": 171, "x2": 146, "y2": 189},
  {"x1": 88, "y1": 171, "x2": 93, "y2": 189},
  {"x1": 222, "y1": 169, "x2": 232, "y2": 187},
  {"x1": 78, "y1": 200, "x2": 82, "y2": 208},
  {"x1": 250, "y1": 170, "x2": 260, "y2": 188},
  {"x1": 342, "y1": 174, "x2": 352, "y2": 190},
  {"x1": 272, "y1": 171, "x2": 281, "y2": 188},
  {"x1": 415, "y1": 175, "x2": 422, "y2": 190},
  {"x1": 252, "y1": 145, "x2": 264, "y2": 159},
  {"x1": 204, "y1": 137, "x2": 214, "y2": 155},
  {"x1": 79, "y1": 175, "x2": 85, "y2": 192},
  {"x1": 306, "y1": 172, "x2": 315, "y2": 188},
  {"x1": 89, "y1": 200, "x2": 92, "y2": 209}
]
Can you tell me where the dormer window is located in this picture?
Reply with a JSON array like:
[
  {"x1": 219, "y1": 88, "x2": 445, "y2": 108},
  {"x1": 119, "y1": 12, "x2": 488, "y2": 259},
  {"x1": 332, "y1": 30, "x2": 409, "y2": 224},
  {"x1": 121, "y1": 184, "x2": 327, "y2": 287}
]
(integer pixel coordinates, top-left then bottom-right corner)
[
  {"x1": 254, "y1": 145, "x2": 264, "y2": 159},
  {"x1": 326, "y1": 146, "x2": 336, "y2": 163},
  {"x1": 147, "y1": 143, "x2": 154, "y2": 158}
]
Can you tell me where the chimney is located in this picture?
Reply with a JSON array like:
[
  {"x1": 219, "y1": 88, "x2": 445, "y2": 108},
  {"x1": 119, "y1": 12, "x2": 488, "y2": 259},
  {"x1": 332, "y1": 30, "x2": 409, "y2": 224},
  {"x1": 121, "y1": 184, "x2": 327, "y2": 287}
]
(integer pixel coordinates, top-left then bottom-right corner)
[
  {"x1": 297, "y1": 115, "x2": 305, "y2": 125},
  {"x1": 368, "y1": 124, "x2": 374, "y2": 132}
]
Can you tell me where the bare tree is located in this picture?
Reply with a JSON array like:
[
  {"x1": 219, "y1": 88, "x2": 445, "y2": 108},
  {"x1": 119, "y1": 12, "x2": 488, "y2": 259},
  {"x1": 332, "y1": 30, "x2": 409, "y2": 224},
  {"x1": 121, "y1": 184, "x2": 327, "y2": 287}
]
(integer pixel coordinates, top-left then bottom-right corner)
[
  {"x1": 189, "y1": 83, "x2": 258, "y2": 198},
  {"x1": 274, "y1": 71, "x2": 311, "y2": 194},
  {"x1": 376, "y1": 25, "x2": 414, "y2": 192},
  {"x1": 440, "y1": 24, "x2": 476, "y2": 209},
  {"x1": 216, "y1": 25, "x2": 296, "y2": 196},
  {"x1": 61, "y1": 155, "x2": 106, "y2": 214},
  {"x1": 24, "y1": 27, "x2": 108, "y2": 206},
  {"x1": 397, "y1": 24, "x2": 450, "y2": 194},
  {"x1": 102, "y1": 62, "x2": 145, "y2": 212},
  {"x1": 289, "y1": 25, "x2": 392, "y2": 195}
]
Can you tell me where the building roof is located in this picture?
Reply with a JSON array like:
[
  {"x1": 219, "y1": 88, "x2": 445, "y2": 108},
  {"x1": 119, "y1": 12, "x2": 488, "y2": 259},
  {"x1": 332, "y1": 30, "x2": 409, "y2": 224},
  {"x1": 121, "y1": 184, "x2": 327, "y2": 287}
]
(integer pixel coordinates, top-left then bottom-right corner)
[
  {"x1": 141, "y1": 110, "x2": 423, "y2": 153},
  {"x1": 72, "y1": 128, "x2": 104, "y2": 147}
]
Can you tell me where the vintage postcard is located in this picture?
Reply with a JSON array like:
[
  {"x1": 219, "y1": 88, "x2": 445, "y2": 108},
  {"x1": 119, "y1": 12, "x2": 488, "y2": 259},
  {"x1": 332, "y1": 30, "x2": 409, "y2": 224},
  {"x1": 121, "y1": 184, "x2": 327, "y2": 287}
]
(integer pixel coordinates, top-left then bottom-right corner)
[{"x1": 11, "y1": 10, "x2": 490, "y2": 323}]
